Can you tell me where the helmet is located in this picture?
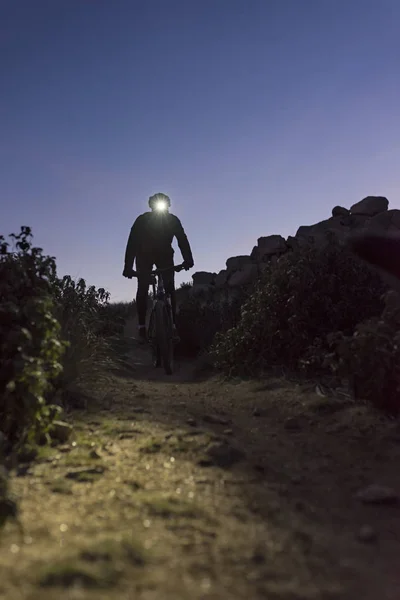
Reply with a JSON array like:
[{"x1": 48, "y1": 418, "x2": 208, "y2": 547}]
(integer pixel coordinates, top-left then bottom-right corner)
[{"x1": 148, "y1": 193, "x2": 171, "y2": 212}]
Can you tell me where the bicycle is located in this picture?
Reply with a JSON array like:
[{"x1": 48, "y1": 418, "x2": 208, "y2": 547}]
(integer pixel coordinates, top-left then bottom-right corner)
[{"x1": 131, "y1": 263, "x2": 185, "y2": 375}]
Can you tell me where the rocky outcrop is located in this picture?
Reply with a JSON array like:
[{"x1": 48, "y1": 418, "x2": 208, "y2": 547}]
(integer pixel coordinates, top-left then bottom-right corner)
[
  {"x1": 350, "y1": 196, "x2": 388, "y2": 216},
  {"x1": 189, "y1": 196, "x2": 399, "y2": 295},
  {"x1": 251, "y1": 235, "x2": 287, "y2": 262},
  {"x1": 228, "y1": 263, "x2": 258, "y2": 287}
]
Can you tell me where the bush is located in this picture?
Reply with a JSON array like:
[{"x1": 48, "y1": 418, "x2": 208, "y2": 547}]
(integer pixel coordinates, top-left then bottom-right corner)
[
  {"x1": 212, "y1": 241, "x2": 388, "y2": 375},
  {"x1": 100, "y1": 301, "x2": 133, "y2": 336},
  {"x1": 324, "y1": 290, "x2": 400, "y2": 415},
  {"x1": 52, "y1": 275, "x2": 112, "y2": 388},
  {"x1": 176, "y1": 289, "x2": 246, "y2": 356},
  {"x1": 0, "y1": 227, "x2": 65, "y2": 446}
]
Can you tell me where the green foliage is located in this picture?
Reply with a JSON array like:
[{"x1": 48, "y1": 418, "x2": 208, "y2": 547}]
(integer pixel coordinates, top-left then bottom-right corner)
[
  {"x1": 0, "y1": 227, "x2": 65, "y2": 445},
  {"x1": 212, "y1": 241, "x2": 387, "y2": 376},
  {"x1": 52, "y1": 275, "x2": 112, "y2": 387},
  {"x1": 100, "y1": 301, "x2": 133, "y2": 336}
]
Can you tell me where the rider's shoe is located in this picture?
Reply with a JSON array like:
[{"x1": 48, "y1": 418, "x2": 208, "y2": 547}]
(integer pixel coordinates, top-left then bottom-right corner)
[{"x1": 137, "y1": 326, "x2": 147, "y2": 344}]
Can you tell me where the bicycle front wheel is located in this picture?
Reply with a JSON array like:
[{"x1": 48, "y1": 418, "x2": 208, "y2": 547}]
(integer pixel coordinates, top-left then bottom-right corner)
[
  {"x1": 148, "y1": 308, "x2": 161, "y2": 368},
  {"x1": 155, "y1": 301, "x2": 174, "y2": 375}
]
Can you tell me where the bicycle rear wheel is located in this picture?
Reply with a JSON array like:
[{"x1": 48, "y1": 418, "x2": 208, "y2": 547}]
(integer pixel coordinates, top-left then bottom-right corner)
[{"x1": 155, "y1": 301, "x2": 174, "y2": 375}]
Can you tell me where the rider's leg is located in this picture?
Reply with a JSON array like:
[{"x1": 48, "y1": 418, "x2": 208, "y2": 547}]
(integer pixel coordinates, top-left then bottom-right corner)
[
  {"x1": 135, "y1": 254, "x2": 153, "y2": 340},
  {"x1": 155, "y1": 252, "x2": 177, "y2": 325}
]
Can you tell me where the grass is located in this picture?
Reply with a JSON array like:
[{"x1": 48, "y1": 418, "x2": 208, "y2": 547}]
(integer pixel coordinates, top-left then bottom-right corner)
[
  {"x1": 39, "y1": 535, "x2": 148, "y2": 589},
  {"x1": 49, "y1": 478, "x2": 73, "y2": 494}
]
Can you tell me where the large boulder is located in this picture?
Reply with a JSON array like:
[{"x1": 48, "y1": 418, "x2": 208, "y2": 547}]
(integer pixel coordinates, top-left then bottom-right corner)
[
  {"x1": 366, "y1": 209, "x2": 400, "y2": 233},
  {"x1": 192, "y1": 271, "x2": 215, "y2": 286},
  {"x1": 226, "y1": 255, "x2": 253, "y2": 272},
  {"x1": 350, "y1": 196, "x2": 388, "y2": 217},
  {"x1": 252, "y1": 235, "x2": 287, "y2": 261},
  {"x1": 295, "y1": 216, "x2": 350, "y2": 246},
  {"x1": 215, "y1": 269, "x2": 228, "y2": 287},
  {"x1": 332, "y1": 206, "x2": 350, "y2": 218},
  {"x1": 228, "y1": 263, "x2": 258, "y2": 287}
]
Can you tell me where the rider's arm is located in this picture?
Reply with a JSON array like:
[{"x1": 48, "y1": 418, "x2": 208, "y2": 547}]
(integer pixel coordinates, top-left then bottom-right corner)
[
  {"x1": 124, "y1": 216, "x2": 143, "y2": 270},
  {"x1": 173, "y1": 216, "x2": 194, "y2": 265}
]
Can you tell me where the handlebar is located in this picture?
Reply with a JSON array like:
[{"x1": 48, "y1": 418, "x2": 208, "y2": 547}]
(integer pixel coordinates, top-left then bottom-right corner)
[{"x1": 129, "y1": 263, "x2": 186, "y2": 278}]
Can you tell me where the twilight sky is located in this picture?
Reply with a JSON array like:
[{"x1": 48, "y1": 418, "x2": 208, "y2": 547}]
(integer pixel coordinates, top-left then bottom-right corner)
[{"x1": 2, "y1": 0, "x2": 400, "y2": 301}]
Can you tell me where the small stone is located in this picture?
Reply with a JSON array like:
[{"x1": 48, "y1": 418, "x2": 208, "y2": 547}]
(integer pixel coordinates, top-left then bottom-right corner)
[
  {"x1": 203, "y1": 414, "x2": 230, "y2": 426},
  {"x1": 253, "y1": 408, "x2": 261, "y2": 417},
  {"x1": 89, "y1": 449, "x2": 101, "y2": 459},
  {"x1": 357, "y1": 525, "x2": 378, "y2": 543},
  {"x1": 58, "y1": 445, "x2": 72, "y2": 453},
  {"x1": 17, "y1": 445, "x2": 38, "y2": 463},
  {"x1": 223, "y1": 429, "x2": 233, "y2": 436},
  {"x1": 16, "y1": 465, "x2": 31, "y2": 477},
  {"x1": 202, "y1": 442, "x2": 245, "y2": 468},
  {"x1": 50, "y1": 421, "x2": 73, "y2": 443},
  {"x1": 291, "y1": 474, "x2": 303, "y2": 485},
  {"x1": 65, "y1": 466, "x2": 106, "y2": 481},
  {"x1": 254, "y1": 464, "x2": 266, "y2": 473},
  {"x1": 187, "y1": 418, "x2": 197, "y2": 427},
  {"x1": 355, "y1": 484, "x2": 399, "y2": 505},
  {"x1": 284, "y1": 417, "x2": 302, "y2": 431}
]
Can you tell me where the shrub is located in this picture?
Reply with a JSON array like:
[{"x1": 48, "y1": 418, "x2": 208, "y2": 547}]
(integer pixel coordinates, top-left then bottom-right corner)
[
  {"x1": 324, "y1": 290, "x2": 400, "y2": 415},
  {"x1": 0, "y1": 227, "x2": 65, "y2": 446},
  {"x1": 176, "y1": 289, "x2": 246, "y2": 356},
  {"x1": 100, "y1": 301, "x2": 133, "y2": 336},
  {"x1": 52, "y1": 275, "x2": 112, "y2": 388},
  {"x1": 212, "y1": 240, "x2": 388, "y2": 375}
]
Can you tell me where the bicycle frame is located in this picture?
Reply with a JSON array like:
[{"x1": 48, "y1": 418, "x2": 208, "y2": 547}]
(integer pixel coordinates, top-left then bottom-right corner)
[{"x1": 129, "y1": 263, "x2": 186, "y2": 373}]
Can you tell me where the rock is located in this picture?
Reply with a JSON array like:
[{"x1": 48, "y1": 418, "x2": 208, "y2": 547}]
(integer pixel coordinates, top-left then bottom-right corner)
[
  {"x1": 228, "y1": 263, "x2": 258, "y2": 287},
  {"x1": 89, "y1": 449, "x2": 102, "y2": 459},
  {"x1": 350, "y1": 196, "x2": 388, "y2": 217},
  {"x1": 215, "y1": 269, "x2": 228, "y2": 287},
  {"x1": 192, "y1": 271, "x2": 215, "y2": 286},
  {"x1": 16, "y1": 465, "x2": 31, "y2": 477},
  {"x1": 284, "y1": 417, "x2": 303, "y2": 431},
  {"x1": 50, "y1": 420, "x2": 73, "y2": 443},
  {"x1": 357, "y1": 525, "x2": 378, "y2": 543},
  {"x1": 203, "y1": 414, "x2": 230, "y2": 425},
  {"x1": 366, "y1": 209, "x2": 400, "y2": 232},
  {"x1": 226, "y1": 255, "x2": 253, "y2": 272},
  {"x1": 355, "y1": 484, "x2": 398, "y2": 505},
  {"x1": 291, "y1": 474, "x2": 303, "y2": 485},
  {"x1": 201, "y1": 442, "x2": 245, "y2": 468},
  {"x1": 65, "y1": 466, "x2": 106, "y2": 481},
  {"x1": 17, "y1": 445, "x2": 38, "y2": 463},
  {"x1": 258, "y1": 234, "x2": 287, "y2": 254},
  {"x1": 187, "y1": 418, "x2": 197, "y2": 427},
  {"x1": 286, "y1": 236, "x2": 300, "y2": 251},
  {"x1": 332, "y1": 206, "x2": 350, "y2": 217},
  {"x1": 252, "y1": 235, "x2": 287, "y2": 261},
  {"x1": 295, "y1": 216, "x2": 350, "y2": 247}
]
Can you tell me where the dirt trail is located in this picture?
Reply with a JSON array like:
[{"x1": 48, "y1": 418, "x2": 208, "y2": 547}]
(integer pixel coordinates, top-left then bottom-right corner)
[{"x1": 2, "y1": 337, "x2": 400, "y2": 599}]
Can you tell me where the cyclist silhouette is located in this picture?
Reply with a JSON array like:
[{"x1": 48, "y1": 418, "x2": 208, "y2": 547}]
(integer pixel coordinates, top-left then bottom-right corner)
[{"x1": 123, "y1": 193, "x2": 194, "y2": 342}]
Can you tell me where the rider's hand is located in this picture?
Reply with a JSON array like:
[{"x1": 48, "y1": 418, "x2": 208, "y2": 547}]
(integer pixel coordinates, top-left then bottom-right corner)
[
  {"x1": 123, "y1": 266, "x2": 133, "y2": 279},
  {"x1": 183, "y1": 260, "x2": 194, "y2": 271}
]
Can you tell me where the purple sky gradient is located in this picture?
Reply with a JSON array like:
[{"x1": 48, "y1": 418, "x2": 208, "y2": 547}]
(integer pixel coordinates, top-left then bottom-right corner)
[{"x1": 2, "y1": 0, "x2": 400, "y2": 301}]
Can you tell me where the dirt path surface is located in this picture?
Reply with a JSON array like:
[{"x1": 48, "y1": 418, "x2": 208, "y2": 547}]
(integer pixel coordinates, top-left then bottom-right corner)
[{"x1": 2, "y1": 339, "x2": 400, "y2": 600}]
